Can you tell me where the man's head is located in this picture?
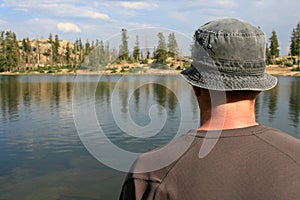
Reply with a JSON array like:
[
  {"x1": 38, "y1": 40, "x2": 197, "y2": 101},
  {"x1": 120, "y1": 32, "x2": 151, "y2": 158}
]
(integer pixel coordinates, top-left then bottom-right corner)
[{"x1": 181, "y1": 18, "x2": 277, "y2": 92}]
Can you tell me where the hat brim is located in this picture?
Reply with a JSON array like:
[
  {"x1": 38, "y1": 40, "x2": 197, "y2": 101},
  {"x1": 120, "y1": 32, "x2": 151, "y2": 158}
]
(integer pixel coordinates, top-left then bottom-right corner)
[{"x1": 180, "y1": 66, "x2": 278, "y2": 91}]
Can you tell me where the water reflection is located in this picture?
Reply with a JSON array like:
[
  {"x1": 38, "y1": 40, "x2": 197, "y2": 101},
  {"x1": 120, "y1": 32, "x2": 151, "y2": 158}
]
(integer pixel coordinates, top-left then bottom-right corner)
[
  {"x1": 1, "y1": 76, "x2": 19, "y2": 122},
  {"x1": 119, "y1": 79, "x2": 129, "y2": 113},
  {"x1": 93, "y1": 75, "x2": 196, "y2": 154},
  {"x1": 133, "y1": 82, "x2": 140, "y2": 112},
  {"x1": 0, "y1": 75, "x2": 126, "y2": 199},
  {"x1": 261, "y1": 83, "x2": 279, "y2": 122},
  {"x1": 289, "y1": 77, "x2": 300, "y2": 127},
  {"x1": 255, "y1": 76, "x2": 300, "y2": 137}
]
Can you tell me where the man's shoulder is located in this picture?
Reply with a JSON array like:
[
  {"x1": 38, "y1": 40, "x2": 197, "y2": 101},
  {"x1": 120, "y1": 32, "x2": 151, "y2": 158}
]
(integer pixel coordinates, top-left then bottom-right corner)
[
  {"x1": 255, "y1": 125, "x2": 300, "y2": 164},
  {"x1": 129, "y1": 132, "x2": 197, "y2": 181}
]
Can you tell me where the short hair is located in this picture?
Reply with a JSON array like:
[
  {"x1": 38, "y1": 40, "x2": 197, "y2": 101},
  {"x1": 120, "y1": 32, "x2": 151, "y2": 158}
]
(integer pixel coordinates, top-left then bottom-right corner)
[
  {"x1": 192, "y1": 86, "x2": 260, "y2": 103},
  {"x1": 225, "y1": 90, "x2": 260, "y2": 102}
]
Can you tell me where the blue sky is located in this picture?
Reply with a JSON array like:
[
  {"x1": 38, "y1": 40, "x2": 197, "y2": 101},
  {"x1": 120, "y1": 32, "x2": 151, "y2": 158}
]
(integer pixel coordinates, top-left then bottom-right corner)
[{"x1": 0, "y1": 0, "x2": 299, "y2": 55}]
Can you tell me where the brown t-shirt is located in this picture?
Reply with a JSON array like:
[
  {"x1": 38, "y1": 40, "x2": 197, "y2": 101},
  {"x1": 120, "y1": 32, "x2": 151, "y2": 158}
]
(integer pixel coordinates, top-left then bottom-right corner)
[{"x1": 119, "y1": 125, "x2": 300, "y2": 200}]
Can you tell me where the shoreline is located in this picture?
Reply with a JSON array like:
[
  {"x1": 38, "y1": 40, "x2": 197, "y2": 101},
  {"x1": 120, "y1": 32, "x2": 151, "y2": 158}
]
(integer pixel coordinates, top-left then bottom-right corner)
[
  {"x1": 266, "y1": 65, "x2": 300, "y2": 76},
  {"x1": 0, "y1": 68, "x2": 182, "y2": 76},
  {"x1": 1, "y1": 65, "x2": 300, "y2": 76}
]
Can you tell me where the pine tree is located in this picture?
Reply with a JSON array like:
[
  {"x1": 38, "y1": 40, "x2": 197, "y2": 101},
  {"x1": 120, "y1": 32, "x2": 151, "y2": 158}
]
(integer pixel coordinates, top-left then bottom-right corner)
[
  {"x1": 145, "y1": 35, "x2": 150, "y2": 59},
  {"x1": 35, "y1": 38, "x2": 40, "y2": 66},
  {"x1": 167, "y1": 32, "x2": 179, "y2": 58},
  {"x1": 48, "y1": 33, "x2": 53, "y2": 44},
  {"x1": 53, "y1": 34, "x2": 60, "y2": 64},
  {"x1": 104, "y1": 41, "x2": 110, "y2": 64},
  {"x1": 290, "y1": 22, "x2": 300, "y2": 56},
  {"x1": 99, "y1": 40, "x2": 105, "y2": 66},
  {"x1": 26, "y1": 38, "x2": 32, "y2": 67},
  {"x1": 154, "y1": 32, "x2": 167, "y2": 64},
  {"x1": 133, "y1": 35, "x2": 140, "y2": 61},
  {"x1": 111, "y1": 47, "x2": 118, "y2": 63},
  {"x1": 21, "y1": 37, "x2": 31, "y2": 67},
  {"x1": 65, "y1": 42, "x2": 71, "y2": 65},
  {"x1": 5, "y1": 31, "x2": 20, "y2": 71},
  {"x1": 269, "y1": 30, "x2": 280, "y2": 58},
  {"x1": 85, "y1": 39, "x2": 91, "y2": 55},
  {"x1": 266, "y1": 43, "x2": 272, "y2": 65},
  {"x1": 74, "y1": 38, "x2": 83, "y2": 67},
  {"x1": 48, "y1": 33, "x2": 53, "y2": 64},
  {"x1": 119, "y1": 29, "x2": 129, "y2": 61},
  {"x1": 0, "y1": 31, "x2": 7, "y2": 72},
  {"x1": 86, "y1": 42, "x2": 97, "y2": 70}
]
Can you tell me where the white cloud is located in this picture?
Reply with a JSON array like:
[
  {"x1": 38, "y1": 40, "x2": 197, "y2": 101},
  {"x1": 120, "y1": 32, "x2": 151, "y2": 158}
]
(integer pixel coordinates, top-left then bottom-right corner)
[
  {"x1": 251, "y1": 0, "x2": 286, "y2": 9},
  {"x1": 81, "y1": 10, "x2": 110, "y2": 20},
  {"x1": 1, "y1": 0, "x2": 111, "y2": 21},
  {"x1": 126, "y1": 22, "x2": 160, "y2": 29},
  {"x1": 57, "y1": 22, "x2": 81, "y2": 33},
  {"x1": 119, "y1": 1, "x2": 158, "y2": 10},
  {"x1": 216, "y1": 0, "x2": 238, "y2": 9},
  {"x1": 172, "y1": 0, "x2": 238, "y2": 14},
  {"x1": 43, "y1": 4, "x2": 111, "y2": 20},
  {"x1": 40, "y1": 4, "x2": 111, "y2": 20}
]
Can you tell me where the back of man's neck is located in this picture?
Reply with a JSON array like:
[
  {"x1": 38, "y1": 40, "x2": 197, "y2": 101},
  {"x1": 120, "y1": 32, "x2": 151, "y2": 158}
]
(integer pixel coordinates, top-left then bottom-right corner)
[{"x1": 198, "y1": 100, "x2": 258, "y2": 131}]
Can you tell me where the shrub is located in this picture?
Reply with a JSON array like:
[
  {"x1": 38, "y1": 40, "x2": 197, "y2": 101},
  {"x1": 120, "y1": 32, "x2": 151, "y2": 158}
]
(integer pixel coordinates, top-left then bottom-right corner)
[
  {"x1": 292, "y1": 67, "x2": 300, "y2": 71},
  {"x1": 183, "y1": 61, "x2": 191, "y2": 69},
  {"x1": 149, "y1": 63, "x2": 169, "y2": 69},
  {"x1": 140, "y1": 59, "x2": 148, "y2": 64},
  {"x1": 285, "y1": 62, "x2": 293, "y2": 67},
  {"x1": 128, "y1": 67, "x2": 146, "y2": 73},
  {"x1": 127, "y1": 58, "x2": 133, "y2": 64}
]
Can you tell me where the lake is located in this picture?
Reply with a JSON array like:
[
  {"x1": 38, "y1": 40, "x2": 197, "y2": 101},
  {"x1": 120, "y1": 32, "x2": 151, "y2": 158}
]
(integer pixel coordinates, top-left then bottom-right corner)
[{"x1": 1, "y1": 75, "x2": 300, "y2": 200}]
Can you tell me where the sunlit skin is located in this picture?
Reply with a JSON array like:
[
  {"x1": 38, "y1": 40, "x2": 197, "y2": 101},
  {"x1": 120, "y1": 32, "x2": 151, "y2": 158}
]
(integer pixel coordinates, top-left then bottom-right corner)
[{"x1": 193, "y1": 86, "x2": 260, "y2": 130}]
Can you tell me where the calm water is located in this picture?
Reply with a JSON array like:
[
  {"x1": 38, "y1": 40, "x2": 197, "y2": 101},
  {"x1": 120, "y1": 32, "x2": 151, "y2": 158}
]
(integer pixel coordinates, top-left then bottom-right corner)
[{"x1": 0, "y1": 75, "x2": 300, "y2": 200}]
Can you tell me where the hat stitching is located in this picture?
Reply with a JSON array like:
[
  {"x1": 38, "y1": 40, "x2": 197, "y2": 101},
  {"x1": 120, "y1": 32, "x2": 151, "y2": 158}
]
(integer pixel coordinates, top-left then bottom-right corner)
[
  {"x1": 197, "y1": 29, "x2": 265, "y2": 38},
  {"x1": 192, "y1": 59, "x2": 265, "y2": 75}
]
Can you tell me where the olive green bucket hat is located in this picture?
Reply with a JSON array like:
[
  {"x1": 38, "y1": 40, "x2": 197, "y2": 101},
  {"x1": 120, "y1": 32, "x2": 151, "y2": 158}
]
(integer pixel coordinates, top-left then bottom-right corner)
[{"x1": 181, "y1": 18, "x2": 277, "y2": 91}]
